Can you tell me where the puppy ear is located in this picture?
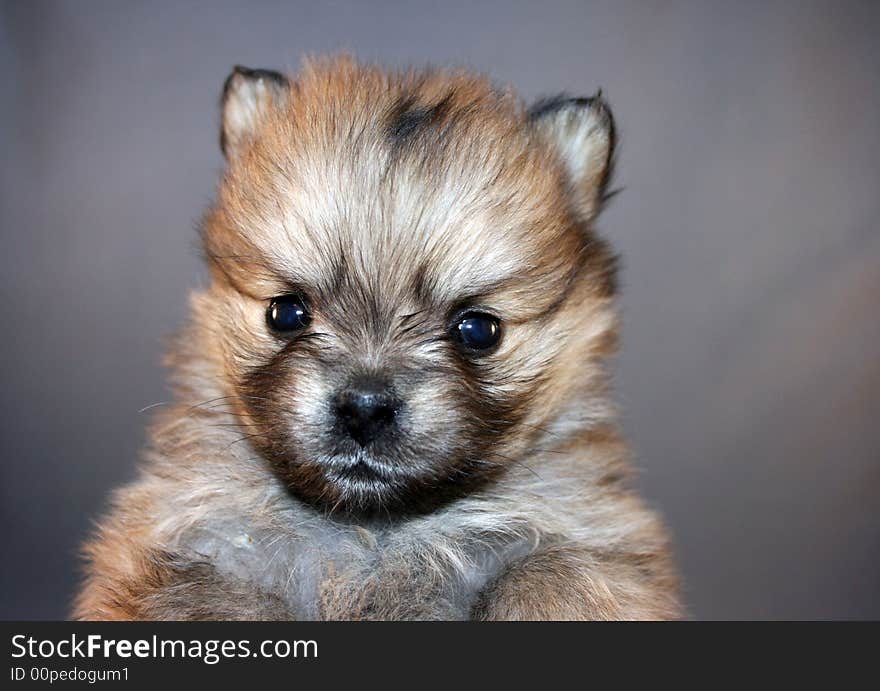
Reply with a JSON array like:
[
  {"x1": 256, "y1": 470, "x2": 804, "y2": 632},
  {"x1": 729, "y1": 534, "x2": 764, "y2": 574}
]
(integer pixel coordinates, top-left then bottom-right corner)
[
  {"x1": 529, "y1": 94, "x2": 616, "y2": 222},
  {"x1": 220, "y1": 65, "x2": 289, "y2": 159}
]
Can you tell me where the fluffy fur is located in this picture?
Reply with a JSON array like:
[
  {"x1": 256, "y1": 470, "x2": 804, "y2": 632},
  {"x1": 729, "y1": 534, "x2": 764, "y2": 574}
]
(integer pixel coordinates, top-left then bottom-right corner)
[{"x1": 74, "y1": 56, "x2": 680, "y2": 620}]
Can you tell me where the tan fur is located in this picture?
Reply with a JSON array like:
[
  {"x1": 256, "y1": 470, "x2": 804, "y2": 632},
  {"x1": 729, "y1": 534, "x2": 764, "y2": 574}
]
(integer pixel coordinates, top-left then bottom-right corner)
[{"x1": 74, "y1": 56, "x2": 680, "y2": 621}]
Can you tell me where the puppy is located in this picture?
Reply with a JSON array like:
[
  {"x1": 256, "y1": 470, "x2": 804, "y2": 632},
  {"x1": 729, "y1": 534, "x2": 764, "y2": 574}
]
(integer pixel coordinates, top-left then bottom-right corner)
[{"x1": 74, "y1": 56, "x2": 680, "y2": 620}]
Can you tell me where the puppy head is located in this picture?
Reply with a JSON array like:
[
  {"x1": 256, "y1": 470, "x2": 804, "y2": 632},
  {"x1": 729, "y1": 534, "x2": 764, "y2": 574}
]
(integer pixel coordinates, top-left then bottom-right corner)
[{"x1": 197, "y1": 57, "x2": 619, "y2": 513}]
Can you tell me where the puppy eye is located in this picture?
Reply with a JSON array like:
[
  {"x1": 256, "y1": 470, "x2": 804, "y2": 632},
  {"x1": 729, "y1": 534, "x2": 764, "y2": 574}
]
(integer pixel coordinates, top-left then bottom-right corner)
[
  {"x1": 453, "y1": 312, "x2": 502, "y2": 352},
  {"x1": 267, "y1": 294, "x2": 311, "y2": 334}
]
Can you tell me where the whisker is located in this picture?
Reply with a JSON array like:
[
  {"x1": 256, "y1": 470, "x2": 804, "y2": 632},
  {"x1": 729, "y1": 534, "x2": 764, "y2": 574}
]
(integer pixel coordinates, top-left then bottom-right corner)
[
  {"x1": 227, "y1": 432, "x2": 273, "y2": 450},
  {"x1": 483, "y1": 451, "x2": 545, "y2": 481},
  {"x1": 519, "y1": 422, "x2": 566, "y2": 441},
  {"x1": 138, "y1": 401, "x2": 171, "y2": 413},
  {"x1": 209, "y1": 422, "x2": 263, "y2": 429},
  {"x1": 182, "y1": 394, "x2": 273, "y2": 417}
]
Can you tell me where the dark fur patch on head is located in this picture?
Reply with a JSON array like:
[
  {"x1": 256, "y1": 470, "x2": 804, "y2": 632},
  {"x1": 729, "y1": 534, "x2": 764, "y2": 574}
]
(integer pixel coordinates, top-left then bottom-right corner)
[
  {"x1": 386, "y1": 92, "x2": 454, "y2": 148},
  {"x1": 410, "y1": 262, "x2": 433, "y2": 304}
]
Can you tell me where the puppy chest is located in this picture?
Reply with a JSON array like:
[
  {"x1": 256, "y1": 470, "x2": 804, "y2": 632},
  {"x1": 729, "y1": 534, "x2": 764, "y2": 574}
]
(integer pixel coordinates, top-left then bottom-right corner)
[{"x1": 188, "y1": 521, "x2": 524, "y2": 620}]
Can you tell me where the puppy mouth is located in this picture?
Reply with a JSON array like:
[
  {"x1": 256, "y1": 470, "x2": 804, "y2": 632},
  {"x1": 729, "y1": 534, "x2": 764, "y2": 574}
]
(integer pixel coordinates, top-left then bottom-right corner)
[
  {"x1": 321, "y1": 453, "x2": 401, "y2": 487},
  {"x1": 331, "y1": 459, "x2": 387, "y2": 483},
  {"x1": 281, "y1": 442, "x2": 499, "y2": 514}
]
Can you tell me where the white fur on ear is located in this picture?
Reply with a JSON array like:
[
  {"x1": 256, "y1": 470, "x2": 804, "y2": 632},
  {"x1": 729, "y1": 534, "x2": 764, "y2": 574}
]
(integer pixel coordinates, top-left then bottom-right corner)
[
  {"x1": 220, "y1": 65, "x2": 289, "y2": 158},
  {"x1": 530, "y1": 95, "x2": 616, "y2": 222}
]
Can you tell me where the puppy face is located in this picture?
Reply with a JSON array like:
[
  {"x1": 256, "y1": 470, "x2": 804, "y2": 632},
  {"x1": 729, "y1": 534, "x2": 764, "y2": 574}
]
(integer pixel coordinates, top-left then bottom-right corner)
[{"x1": 196, "y1": 58, "x2": 618, "y2": 513}]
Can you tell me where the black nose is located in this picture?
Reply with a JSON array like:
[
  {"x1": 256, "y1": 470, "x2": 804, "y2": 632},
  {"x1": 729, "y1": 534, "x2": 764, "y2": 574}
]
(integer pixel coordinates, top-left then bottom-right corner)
[{"x1": 334, "y1": 381, "x2": 400, "y2": 447}]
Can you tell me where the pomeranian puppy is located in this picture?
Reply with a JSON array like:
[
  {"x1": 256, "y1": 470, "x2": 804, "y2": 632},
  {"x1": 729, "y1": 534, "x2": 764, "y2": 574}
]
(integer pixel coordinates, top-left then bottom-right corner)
[{"x1": 74, "y1": 56, "x2": 680, "y2": 620}]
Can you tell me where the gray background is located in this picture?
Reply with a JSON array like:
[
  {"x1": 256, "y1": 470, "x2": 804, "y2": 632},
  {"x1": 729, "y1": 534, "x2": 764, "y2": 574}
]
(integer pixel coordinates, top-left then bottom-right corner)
[{"x1": 1, "y1": 0, "x2": 878, "y2": 619}]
